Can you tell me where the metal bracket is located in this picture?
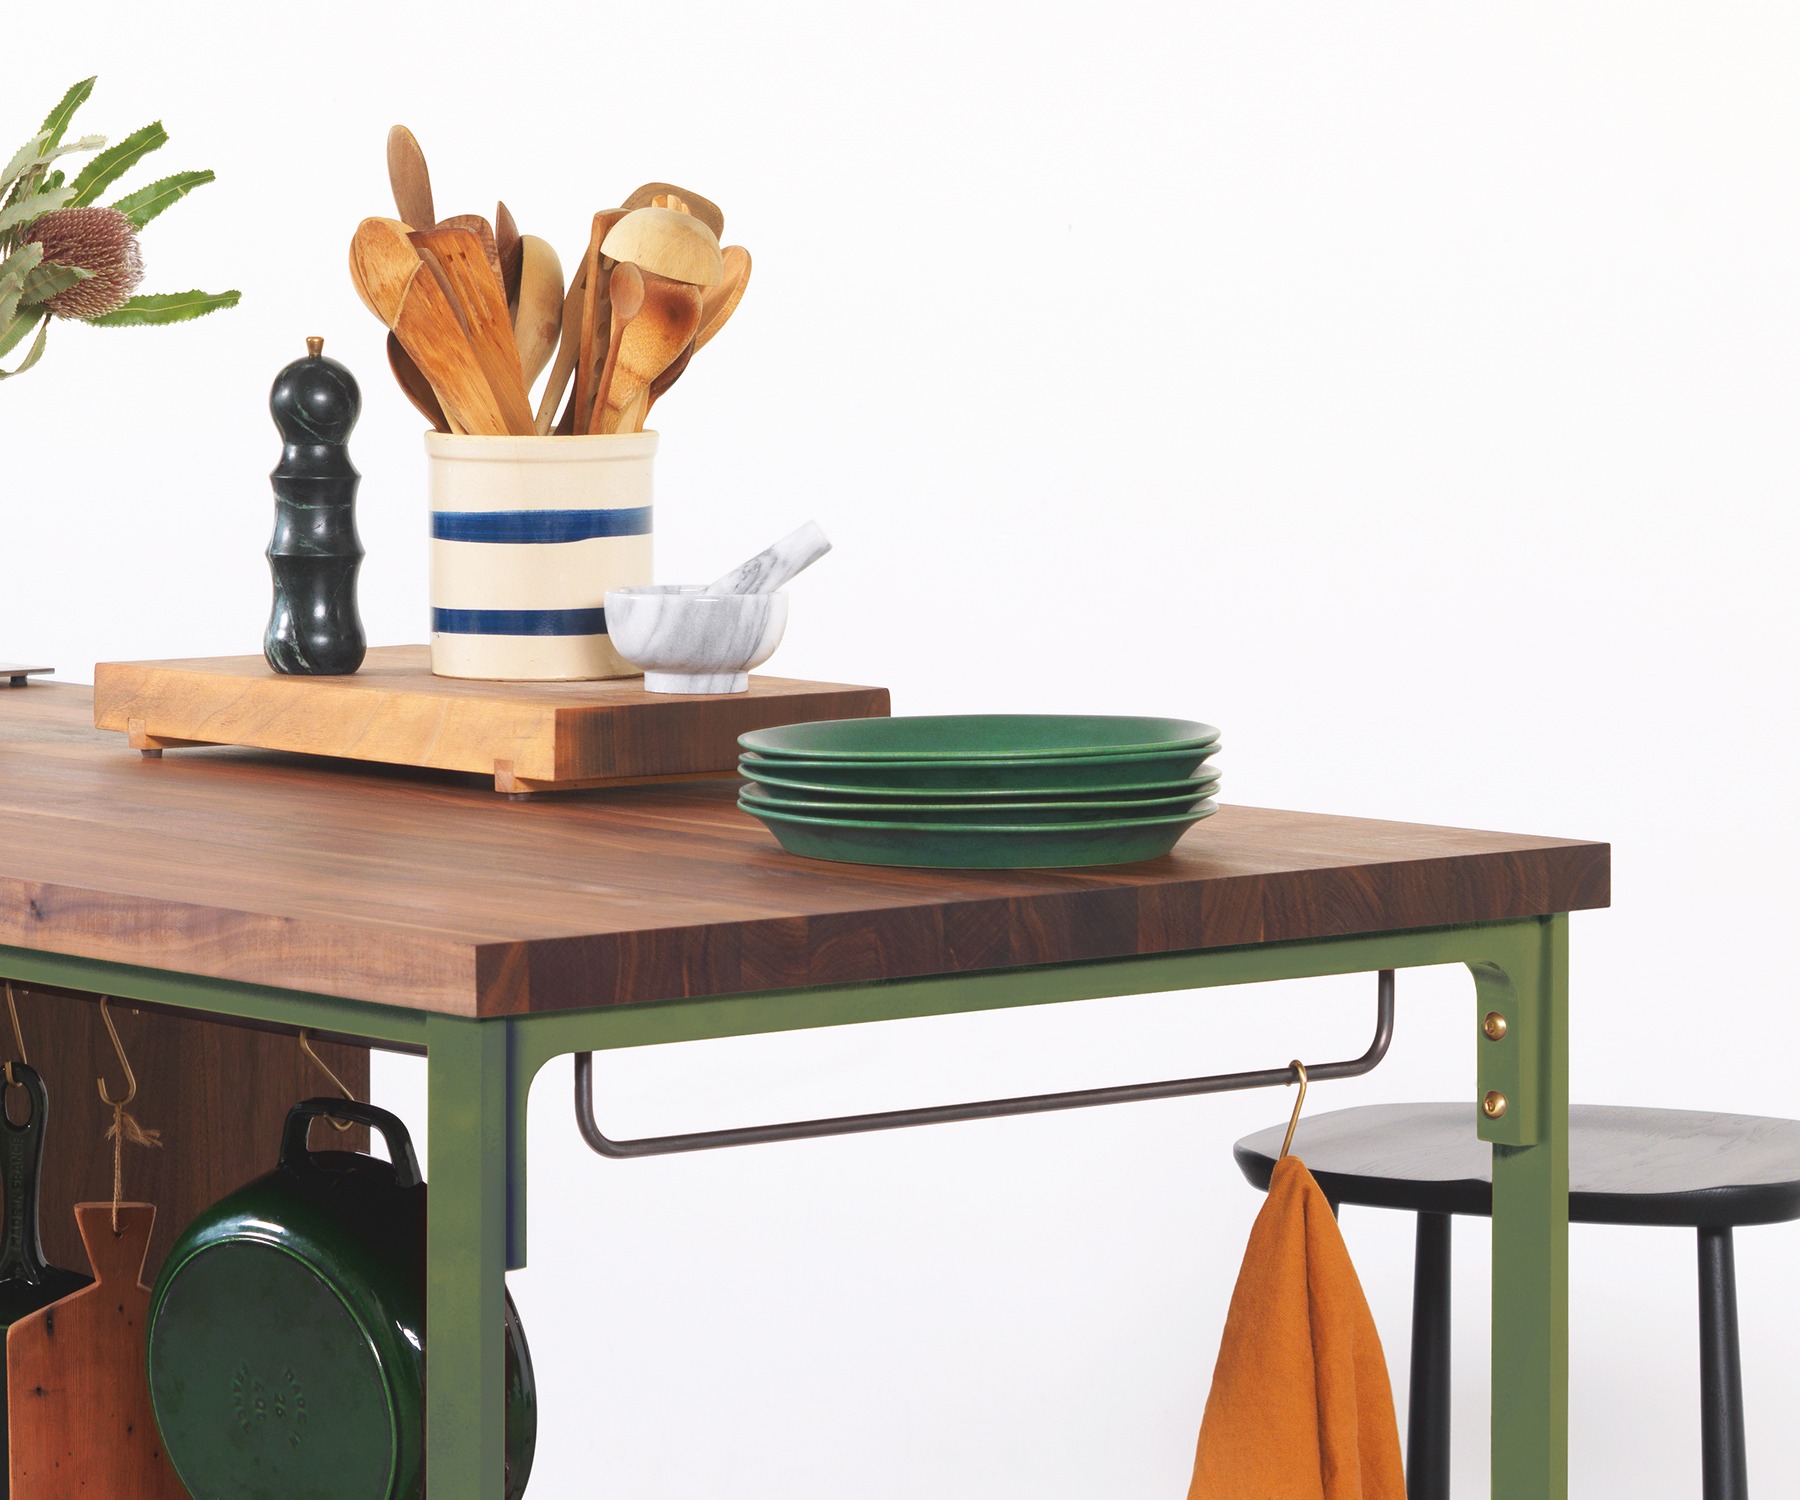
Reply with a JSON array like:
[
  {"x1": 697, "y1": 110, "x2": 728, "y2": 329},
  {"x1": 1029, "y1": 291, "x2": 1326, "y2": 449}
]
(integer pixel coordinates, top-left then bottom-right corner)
[{"x1": 575, "y1": 969, "x2": 1396, "y2": 1158}]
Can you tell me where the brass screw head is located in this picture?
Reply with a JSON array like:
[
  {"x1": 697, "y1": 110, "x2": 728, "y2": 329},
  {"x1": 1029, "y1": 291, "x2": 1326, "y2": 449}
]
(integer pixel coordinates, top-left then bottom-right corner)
[
  {"x1": 1483, "y1": 1011, "x2": 1508, "y2": 1041},
  {"x1": 1482, "y1": 1090, "x2": 1508, "y2": 1120}
]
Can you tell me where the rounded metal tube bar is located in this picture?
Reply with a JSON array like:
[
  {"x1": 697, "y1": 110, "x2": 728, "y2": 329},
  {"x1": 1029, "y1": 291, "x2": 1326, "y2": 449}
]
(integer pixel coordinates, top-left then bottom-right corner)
[{"x1": 575, "y1": 969, "x2": 1396, "y2": 1159}]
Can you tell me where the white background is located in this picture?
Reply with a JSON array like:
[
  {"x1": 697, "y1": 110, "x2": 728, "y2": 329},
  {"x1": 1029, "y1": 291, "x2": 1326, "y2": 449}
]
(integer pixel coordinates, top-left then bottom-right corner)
[{"x1": 5, "y1": 4, "x2": 1799, "y2": 1495}]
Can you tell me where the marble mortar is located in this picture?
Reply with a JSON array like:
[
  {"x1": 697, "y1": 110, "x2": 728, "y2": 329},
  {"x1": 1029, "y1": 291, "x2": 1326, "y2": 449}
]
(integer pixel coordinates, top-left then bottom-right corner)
[{"x1": 605, "y1": 585, "x2": 789, "y2": 694}]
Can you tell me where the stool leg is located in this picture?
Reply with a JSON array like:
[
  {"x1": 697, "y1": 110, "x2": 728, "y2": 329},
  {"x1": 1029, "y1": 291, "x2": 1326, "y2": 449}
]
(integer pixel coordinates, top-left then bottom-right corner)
[
  {"x1": 1698, "y1": 1227, "x2": 1748, "y2": 1500},
  {"x1": 1407, "y1": 1212, "x2": 1453, "y2": 1500}
]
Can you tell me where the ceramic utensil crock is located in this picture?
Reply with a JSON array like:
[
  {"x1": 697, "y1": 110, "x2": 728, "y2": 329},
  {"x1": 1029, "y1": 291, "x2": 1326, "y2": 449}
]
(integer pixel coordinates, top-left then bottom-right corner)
[{"x1": 425, "y1": 430, "x2": 654, "y2": 679}]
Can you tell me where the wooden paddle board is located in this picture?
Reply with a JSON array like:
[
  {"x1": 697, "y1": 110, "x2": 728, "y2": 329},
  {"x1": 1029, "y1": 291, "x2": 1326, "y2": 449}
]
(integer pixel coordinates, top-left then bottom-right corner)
[{"x1": 7, "y1": 1203, "x2": 185, "y2": 1499}]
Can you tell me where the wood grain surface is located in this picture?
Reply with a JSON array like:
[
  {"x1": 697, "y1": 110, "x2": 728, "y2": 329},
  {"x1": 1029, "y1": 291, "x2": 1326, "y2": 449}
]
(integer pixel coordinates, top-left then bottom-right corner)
[
  {"x1": 6, "y1": 1203, "x2": 188, "y2": 1499},
  {"x1": 92, "y1": 646, "x2": 891, "y2": 790},
  {"x1": 2, "y1": 684, "x2": 1610, "y2": 1017},
  {"x1": 3, "y1": 983, "x2": 368, "y2": 1278}
]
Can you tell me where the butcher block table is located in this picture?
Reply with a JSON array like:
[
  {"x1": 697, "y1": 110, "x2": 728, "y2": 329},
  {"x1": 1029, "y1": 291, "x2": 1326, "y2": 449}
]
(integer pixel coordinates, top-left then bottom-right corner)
[{"x1": 0, "y1": 683, "x2": 1608, "y2": 1498}]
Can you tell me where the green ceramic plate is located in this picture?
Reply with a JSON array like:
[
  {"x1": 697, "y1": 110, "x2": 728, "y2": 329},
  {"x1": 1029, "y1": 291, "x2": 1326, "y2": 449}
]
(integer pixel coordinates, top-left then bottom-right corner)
[
  {"x1": 739, "y1": 784, "x2": 1215, "y2": 825},
  {"x1": 740, "y1": 765, "x2": 1221, "y2": 807},
  {"x1": 740, "y1": 714, "x2": 1220, "y2": 762},
  {"x1": 739, "y1": 798, "x2": 1218, "y2": 869},
  {"x1": 738, "y1": 742, "x2": 1220, "y2": 793}
]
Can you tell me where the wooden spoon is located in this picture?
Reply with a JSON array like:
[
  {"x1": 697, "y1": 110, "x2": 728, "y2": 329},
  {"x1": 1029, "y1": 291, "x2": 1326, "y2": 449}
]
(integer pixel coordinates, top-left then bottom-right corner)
[
  {"x1": 589, "y1": 262, "x2": 645, "y2": 434},
  {"x1": 633, "y1": 245, "x2": 753, "y2": 427},
  {"x1": 597, "y1": 271, "x2": 704, "y2": 435},
  {"x1": 410, "y1": 226, "x2": 535, "y2": 434},
  {"x1": 495, "y1": 200, "x2": 522, "y2": 316},
  {"x1": 621, "y1": 182, "x2": 723, "y2": 238},
  {"x1": 350, "y1": 217, "x2": 509, "y2": 435},
  {"x1": 387, "y1": 332, "x2": 452, "y2": 432},
  {"x1": 386, "y1": 126, "x2": 435, "y2": 229},
  {"x1": 512, "y1": 234, "x2": 564, "y2": 394}
]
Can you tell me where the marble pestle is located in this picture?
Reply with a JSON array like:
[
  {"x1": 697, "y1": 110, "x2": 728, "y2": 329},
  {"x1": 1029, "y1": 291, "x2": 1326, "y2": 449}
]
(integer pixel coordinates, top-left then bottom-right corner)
[{"x1": 703, "y1": 521, "x2": 831, "y2": 596}]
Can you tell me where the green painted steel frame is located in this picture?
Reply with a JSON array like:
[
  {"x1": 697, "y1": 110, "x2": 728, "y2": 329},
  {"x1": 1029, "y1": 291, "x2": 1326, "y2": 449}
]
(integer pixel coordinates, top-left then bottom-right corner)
[{"x1": 1, "y1": 913, "x2": 1569, "y2": 1499}]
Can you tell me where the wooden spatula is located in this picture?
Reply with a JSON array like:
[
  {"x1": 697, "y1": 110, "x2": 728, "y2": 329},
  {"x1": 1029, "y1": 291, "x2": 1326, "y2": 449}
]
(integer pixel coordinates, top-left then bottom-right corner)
[
  {"x1": 597, "y1": 271, "x2": 704, "y2": 434},
  {"x1": 350, "y1": 218, "x2": 512, "y2": 435},
  {"x1": 386, "y1": 125, "x2": 435, "y2": 229},
  {"x1": 436, "y1": 214, "x2": 506, "y2": 298},
  {"x1": 6, "y1": 1203, "x2": 188, "y2": 1499},
  {"x1": 411, "y1": 226, "x2": 535, "y2": 434}
]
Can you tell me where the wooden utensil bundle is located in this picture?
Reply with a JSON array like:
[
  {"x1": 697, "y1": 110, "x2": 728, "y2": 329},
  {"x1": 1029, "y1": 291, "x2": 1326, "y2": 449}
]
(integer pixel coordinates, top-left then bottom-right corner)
[{"x1": 352, "y1": 126, "x2": 751, "y2": 438}]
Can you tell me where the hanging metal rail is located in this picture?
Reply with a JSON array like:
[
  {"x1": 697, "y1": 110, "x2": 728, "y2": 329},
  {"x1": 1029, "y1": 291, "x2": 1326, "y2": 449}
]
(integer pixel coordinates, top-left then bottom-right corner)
[{"x1": 574, "y1": 969, "x2": 1396, "y2": 1159}]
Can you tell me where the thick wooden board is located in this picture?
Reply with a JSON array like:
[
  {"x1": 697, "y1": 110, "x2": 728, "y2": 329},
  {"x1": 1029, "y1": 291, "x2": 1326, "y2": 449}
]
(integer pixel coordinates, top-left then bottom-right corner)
[
  {"x1": 92, "y1": 645, "x2": 891, "y2": 791},
  {"x1": 7, "y1": 1203, "x2": 187, "y2": 1499},
  {"x1": 0, "y1": 686, "x2": 1610, "y2": 1018},
  {"x1": 4, "y1": 984, "x2": 368, "y2": 1279}
]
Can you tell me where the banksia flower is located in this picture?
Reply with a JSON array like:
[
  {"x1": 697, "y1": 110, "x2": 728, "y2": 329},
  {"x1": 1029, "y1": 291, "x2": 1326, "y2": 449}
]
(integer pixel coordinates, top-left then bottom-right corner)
[{"x1": 23, "y1": 206, "x2": 144, "y2": 320}]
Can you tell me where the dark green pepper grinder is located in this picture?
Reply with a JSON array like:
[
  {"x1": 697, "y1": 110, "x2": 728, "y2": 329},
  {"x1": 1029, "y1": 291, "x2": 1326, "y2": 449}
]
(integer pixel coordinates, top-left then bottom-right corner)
[{"x1": 266, "y1": 335, "x2": 366, "y2": 675}]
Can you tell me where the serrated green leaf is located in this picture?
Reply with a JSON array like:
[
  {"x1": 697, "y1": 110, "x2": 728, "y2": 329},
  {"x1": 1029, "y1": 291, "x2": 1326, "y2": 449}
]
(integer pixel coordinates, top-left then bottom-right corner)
[
  {"x1": 86, "y1": 288, "x2": 241, "y2": 326},
  {"x1": 69, "y1": 121, "x2": 166, "y2": 206},
  {"x1": 111, "y1": 169, "x2": 214, "y2": 228},
  {"x1": 0, "y1": 316, "x2": 50, "y2": 378},
  {"x1": 19, "y1": 261, "x2": 91, "y2": 306},
  {"x1": 0, "y1": 241, "x2": 44, "y2": 287},
  {"x1": 0, "y1": 185, "x2": 74, "y2": 236},
  {"x1": 0, "y1": 281, "x2": 18, "y2": 333},
  {"x1": 0, "y1": 305, "x2": 39, "y2": 359},
  {"x1": 41, "y1": 78, "x2": 96, "y2": 150},
  {"x1": 2, "y1": 133, "x2": 50, "y2": 200}
]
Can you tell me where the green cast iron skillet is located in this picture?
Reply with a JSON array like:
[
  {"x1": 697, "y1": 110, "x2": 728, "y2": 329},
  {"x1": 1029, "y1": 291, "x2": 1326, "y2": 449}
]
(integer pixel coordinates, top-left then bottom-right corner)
[
  {"x1": 740, "y1": 714, "x2": 1220, "y2": 761},
  {"x1": 146, "y1": 1098, "x2": 536, "y2": 1500},
  {"x1": 0, "y1": 1064, "x2": 93, "y2": 1496}
]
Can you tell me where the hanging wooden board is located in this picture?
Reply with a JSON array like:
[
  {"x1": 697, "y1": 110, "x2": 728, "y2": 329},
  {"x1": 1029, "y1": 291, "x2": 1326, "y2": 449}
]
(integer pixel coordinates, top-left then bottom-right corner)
[
  {"x1": 93, "y1": 645, "x2": 890, "y2": 794},
  {"x1": 6, "y1": 1203, "x2": 187, "y2": 1500}
]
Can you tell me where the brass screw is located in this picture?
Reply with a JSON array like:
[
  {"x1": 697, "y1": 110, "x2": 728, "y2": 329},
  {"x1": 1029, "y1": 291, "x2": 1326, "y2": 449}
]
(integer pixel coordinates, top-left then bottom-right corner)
[
  {"x1": 1483, "y1": 1090, "x2": 1508, "y2": 1120},
  {"x1": 1483, "y1": 1011, "x2": 1508, "y2": 1041}
]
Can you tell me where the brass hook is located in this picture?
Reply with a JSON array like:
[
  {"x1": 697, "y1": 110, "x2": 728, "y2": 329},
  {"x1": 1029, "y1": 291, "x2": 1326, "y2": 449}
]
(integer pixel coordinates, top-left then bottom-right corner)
[
  {"x1": 96, "y1": 997, "x2": 136, "y2": 1109},
  {"x1": 1277, "y1": 1059, "x2": 1309, "y2": 1161},
  {"x1": 4, "y1": 980, "x2": 26, "y2": 1091},
  {"x1": 299, "y1": 1030, "x2": 356, "y2": 1132}
]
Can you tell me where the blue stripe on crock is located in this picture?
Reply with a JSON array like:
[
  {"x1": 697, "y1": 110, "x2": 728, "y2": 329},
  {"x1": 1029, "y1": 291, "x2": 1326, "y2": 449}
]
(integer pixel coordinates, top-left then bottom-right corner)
[
  {"x1": 430, "y1": 507, "x2": 653, "y2": 543},
  {"x1": 431, "y1": 607, "x2": 609, "y2": 637}
]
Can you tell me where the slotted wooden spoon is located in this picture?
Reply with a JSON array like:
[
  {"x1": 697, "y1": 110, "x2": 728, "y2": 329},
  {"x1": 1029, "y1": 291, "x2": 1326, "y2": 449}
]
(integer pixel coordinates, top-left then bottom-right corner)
[{"x1": 410, "y1": 225, "x2": 535, "y2": 434}]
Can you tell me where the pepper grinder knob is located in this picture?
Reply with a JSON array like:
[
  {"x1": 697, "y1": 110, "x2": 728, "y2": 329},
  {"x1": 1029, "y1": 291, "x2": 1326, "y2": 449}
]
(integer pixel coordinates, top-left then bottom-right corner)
[{"x1": 265, "y1": 336, "x2": 366, "y2": 675}]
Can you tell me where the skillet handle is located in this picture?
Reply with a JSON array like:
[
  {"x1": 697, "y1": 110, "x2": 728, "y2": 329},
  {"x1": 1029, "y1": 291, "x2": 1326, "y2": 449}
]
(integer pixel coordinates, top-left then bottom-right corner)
[{"x1": 281, "y1": 1097, "x2": 424, "y2": 1188}]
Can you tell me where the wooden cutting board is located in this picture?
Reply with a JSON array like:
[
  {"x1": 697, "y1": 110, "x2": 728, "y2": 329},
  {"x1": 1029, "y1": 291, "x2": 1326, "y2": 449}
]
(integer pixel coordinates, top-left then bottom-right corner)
[
  {"x1": 93, "y1": 645, "x2": 890, "y2": 794},
  {"x1": 7, "y1": 1204, "x2": 186, "y2": 1500}
]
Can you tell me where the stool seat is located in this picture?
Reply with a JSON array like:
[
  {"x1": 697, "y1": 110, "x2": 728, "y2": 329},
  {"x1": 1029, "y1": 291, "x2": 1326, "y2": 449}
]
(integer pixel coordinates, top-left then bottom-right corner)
[{"x1": 1234, "y1": 1103, "x2": 1800, "y2": 1228}]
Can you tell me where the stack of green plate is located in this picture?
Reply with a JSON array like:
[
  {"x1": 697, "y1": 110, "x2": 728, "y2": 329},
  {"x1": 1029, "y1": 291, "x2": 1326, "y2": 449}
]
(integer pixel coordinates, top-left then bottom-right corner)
[{"x1": 737, "y1": 715, "x2": 1221, "y2": 869}]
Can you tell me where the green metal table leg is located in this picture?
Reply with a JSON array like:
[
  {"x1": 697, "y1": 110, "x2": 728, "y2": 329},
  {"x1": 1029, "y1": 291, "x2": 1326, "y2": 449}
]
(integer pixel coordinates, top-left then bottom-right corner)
[
  {"x1": 425, "y1": 1014, "x2": 512, "y2": 1499},
  {"x1": 1474, "y1": 916, "x2": 1570, "y2": 1499}
]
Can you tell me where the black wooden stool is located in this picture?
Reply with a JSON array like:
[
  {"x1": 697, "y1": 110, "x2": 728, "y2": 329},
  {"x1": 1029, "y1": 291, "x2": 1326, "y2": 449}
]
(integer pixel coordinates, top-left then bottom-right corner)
[{"x1": 1234, "y1": 1103, "x2": 1800, "y2": 1500}]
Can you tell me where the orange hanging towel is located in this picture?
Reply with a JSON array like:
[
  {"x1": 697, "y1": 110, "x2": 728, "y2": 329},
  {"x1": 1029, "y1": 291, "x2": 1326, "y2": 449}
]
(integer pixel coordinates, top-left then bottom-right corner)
[{"x1": 1187, "y1": 1155, "x2": 1406, "y2": 1500}]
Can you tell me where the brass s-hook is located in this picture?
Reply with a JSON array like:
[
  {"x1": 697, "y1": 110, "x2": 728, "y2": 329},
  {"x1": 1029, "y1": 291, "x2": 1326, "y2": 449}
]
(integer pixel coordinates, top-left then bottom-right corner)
[
  {"x1": 4, "y1": 980, "x2": 26, "y2": 1091},
  {"x1": 96, "y1": 996, "x2": 137, "y2": 1109},
  {"x1": 1277, "y1": 1059, "x2": 1309, "y2": 1162},
  {"x1": 299, "y1": 1030, "x2": 356, "y2": 1132}
]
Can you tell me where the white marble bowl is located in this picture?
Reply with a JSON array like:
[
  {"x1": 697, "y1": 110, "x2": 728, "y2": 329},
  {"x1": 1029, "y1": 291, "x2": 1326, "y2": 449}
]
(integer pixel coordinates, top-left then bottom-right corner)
[{"x1": 604, "y1": 585, "x2": 789, "y2": 694}]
